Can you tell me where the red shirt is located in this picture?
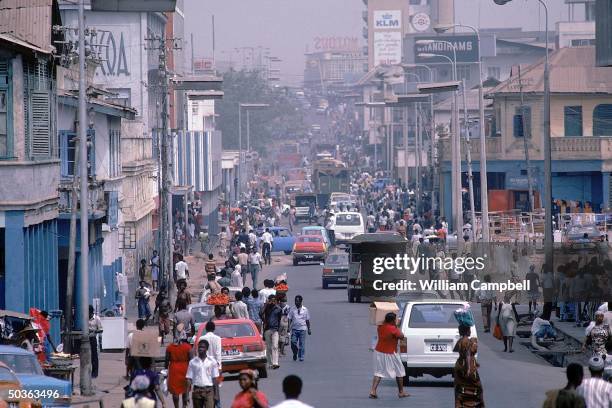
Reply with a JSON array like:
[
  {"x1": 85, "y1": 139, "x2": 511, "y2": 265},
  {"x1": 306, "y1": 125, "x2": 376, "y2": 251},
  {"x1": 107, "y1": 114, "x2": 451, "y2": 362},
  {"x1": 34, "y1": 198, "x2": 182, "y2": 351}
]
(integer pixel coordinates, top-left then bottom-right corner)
[
  {"x1": 231, "y1": 390, "x2": 269, "y2": 408},
  {"x1": 375, "y1": 323, "x2": 403, "y2": 354}
]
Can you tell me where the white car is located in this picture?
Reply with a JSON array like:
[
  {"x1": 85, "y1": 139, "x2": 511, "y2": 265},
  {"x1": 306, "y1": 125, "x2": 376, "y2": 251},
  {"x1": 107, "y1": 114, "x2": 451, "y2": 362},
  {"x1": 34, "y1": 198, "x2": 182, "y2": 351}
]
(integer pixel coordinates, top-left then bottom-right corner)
[
  {"x1": 332, "y1": 212, "x2": 364, "y2": 243},
  {"x1": 399, "y1": 300, "x2": 477, "y2": 383}
]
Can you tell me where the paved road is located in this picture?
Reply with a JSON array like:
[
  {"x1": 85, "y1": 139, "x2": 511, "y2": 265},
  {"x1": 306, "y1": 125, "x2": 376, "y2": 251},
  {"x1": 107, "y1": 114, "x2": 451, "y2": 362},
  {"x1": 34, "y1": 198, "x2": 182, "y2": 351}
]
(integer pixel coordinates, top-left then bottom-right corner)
[{"x1": 218, "y1": 247, "x2": 567, "y2": 408}]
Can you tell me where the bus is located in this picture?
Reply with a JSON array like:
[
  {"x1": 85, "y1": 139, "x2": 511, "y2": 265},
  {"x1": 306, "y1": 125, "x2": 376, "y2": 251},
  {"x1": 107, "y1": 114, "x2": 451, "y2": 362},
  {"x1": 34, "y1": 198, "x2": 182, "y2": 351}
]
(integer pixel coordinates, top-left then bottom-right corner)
[{"x1": 278, "y1": 142, "x2": 301, "y2": 168}]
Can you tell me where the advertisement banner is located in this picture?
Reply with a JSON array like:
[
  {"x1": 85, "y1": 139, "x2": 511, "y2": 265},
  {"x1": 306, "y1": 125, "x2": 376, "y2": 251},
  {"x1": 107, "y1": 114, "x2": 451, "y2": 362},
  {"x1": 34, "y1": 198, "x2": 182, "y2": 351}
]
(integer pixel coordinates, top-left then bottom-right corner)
[
  {"x1": 373, "y1": 10, "x2": 401, "y2": 30},
  {"x1": 374, "y1": 31, "x2": 402, "y2": 66},
  {"x1": 414, "y1": 34, "x2": 479, "y2": 63}
]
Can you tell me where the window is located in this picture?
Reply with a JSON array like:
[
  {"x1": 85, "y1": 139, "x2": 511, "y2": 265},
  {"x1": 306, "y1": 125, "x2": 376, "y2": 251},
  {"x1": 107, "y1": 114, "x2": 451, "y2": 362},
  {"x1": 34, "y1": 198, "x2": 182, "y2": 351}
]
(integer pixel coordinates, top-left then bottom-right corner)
[
  {"x1": 564, "y1": 106, "x2": 583, "y2": 136},
  {"x1": 593, "y1": 104, "x2": 612, "y2": 136},
  {"x1": 59, "y1": 130, "x2": 95, "y2": 178},
  {"x1": 0, "y1": 60, "x2": 10, "y2": 158},
  {"x1": 109, "y1": 128, "x2": 121, "y2": 178},
  {"x1": 487, "y1": 66, "x2": 501, "y2": 80},
  {"x1": 408, "y1": 303, "x2": 464, "y2": 328},
  {"x1": 513, "y1": 106, "x2": 531, "y2": 138},
  {"x1": 24, "y1": 59, "x2": 53, "y2": 158},
  {"x1": 456, "y1": 65, "x2": 471, "y2": 81},
  {"x1": 278, "y1": 229, "x2": 291, "y2": 238},
  {"x1": 570, "y1": 39, "x2": 595, "y2": 47},
  {"x1": 335, "y1": 214, "x2": 362, "y2": 226}
]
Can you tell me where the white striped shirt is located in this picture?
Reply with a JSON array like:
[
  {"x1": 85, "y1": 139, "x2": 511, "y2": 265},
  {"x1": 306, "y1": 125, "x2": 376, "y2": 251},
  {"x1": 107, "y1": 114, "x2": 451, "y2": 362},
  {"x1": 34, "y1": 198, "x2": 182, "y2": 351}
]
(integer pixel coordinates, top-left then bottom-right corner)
[{"x1": 577, "y1": 377, "x2": 612, "y2": 408}]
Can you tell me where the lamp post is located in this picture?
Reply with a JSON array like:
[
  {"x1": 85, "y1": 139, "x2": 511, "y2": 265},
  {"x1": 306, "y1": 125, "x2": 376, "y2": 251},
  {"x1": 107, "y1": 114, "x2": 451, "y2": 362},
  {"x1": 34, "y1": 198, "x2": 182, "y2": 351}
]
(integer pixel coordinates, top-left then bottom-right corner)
[
  {"x1": 493, "y1": 0, "x2": 552, "y2": 268},
  {"x1": 434, "y1": 23, "x2": 489, "y2": 242},
  {"x1": 418, "y1": 45, "x2": 463, "y2": 241},
  {"x1": 403, "y1": 72, "x2": 422, "y2": 210},
  {"x1": 238, "y1": 103, "x2": 269, "y2": 203}
]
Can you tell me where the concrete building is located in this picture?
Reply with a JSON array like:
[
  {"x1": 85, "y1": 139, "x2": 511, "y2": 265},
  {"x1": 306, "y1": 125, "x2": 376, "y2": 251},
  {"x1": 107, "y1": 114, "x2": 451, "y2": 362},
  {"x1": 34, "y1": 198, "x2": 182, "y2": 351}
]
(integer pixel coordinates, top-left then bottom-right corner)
[{"x1": 438, "y1": 47, "x2": 612, "y2": 220}]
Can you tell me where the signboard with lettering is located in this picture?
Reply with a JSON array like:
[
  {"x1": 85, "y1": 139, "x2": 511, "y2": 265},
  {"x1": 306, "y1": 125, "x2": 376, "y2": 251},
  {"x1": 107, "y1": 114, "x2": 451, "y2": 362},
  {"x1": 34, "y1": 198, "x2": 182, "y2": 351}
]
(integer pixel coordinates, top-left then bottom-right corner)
[
  {"x1": 313, "y1": 37, "x2": 360, "y2": 52},
  {"x1": 373, "y1": 10, "x2": 402, "y2": 30},
  {"x1": 374, "y1": 31, "x2": 402, "y2": 66},
  {"x1": 411, "y1": 12, "x2": 431, "y2": 32},
  {"x1": 414, "y1": 35, "x2": 479, "y2": 63}
]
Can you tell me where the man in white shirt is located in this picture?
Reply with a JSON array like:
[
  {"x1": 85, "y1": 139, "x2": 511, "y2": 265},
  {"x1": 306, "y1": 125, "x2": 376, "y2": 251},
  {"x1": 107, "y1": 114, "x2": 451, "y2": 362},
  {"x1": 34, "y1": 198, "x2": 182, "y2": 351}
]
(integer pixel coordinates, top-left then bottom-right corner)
[
  {"x1": 174, "y1": 255, "x2": 189, "y2": 282},
  {"x1": 577, "y1": 356, "x2": 612, "y2": 408},
  {"x1": 272, "y1": 375, "x2": 313, "y2": 408},
  {"x1": 231, "y1": 292, "x2": 250, "y2": 319},
  {"x1": 287, "y1": 295, "x2": 311, "y2": 362},
  {"x1": 259, "y1": 279, "x2": 277, "y2": 303},
  {"x1": 186, "y1": 338, "x2": 219, "y2": 408},
  {"x1": 261, "y1": 228, "x2": 274, "y2": 265},
  {"x1": 248, "y1": 229, "x2": 257, "y2": 249}
]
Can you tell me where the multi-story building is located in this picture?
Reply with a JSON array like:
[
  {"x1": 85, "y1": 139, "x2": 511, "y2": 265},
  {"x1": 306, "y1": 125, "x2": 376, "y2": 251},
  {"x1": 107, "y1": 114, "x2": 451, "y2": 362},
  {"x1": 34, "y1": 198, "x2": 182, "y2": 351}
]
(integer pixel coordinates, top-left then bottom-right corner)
[
  {"x1": 0, "y1": 0, "x2": 62, "y2": 340},
  {"x1": 438, "y1": 47, "x2": 612, "y2": 220}
]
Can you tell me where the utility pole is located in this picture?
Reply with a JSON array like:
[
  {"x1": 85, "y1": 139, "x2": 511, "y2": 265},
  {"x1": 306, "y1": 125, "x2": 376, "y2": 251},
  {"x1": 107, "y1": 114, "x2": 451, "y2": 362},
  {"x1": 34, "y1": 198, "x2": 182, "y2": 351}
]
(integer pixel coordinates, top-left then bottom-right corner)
[
  {"x1": 146, "y1": 35, "x2": 181, "y2": 295},
  {"x1": 462, "y1": 79, "x2": 476, "y2": 241},
  {"x1": 415, "y1": 103, "x2": 421, "y2": 213},
  {"x1": 78, "y1": 0, "x2": 93, "y2": 396},
  {"x1": 64, "y1": 138, "x2": 79, "y2": 352},
  {"x1": 519, "y1": 66, "x2": 536, "y2": 235}
]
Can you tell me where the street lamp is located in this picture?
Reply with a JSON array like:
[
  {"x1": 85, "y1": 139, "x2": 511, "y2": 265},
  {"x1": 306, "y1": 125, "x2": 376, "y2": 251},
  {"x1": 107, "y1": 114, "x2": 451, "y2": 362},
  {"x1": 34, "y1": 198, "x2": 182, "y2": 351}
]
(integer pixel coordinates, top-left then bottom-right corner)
[
  {"x1": 492, "y1": 0, "x2": 552, "y2": 270},
  {"x1": 433, "y1": 23, "x2": 490, "y2": 242},
  {"x1": 238, "y1": 103, "x2": 269, "y2": 203},
  {"x1": 418, "y1": 49, "x2": 463, "y2": 243}
]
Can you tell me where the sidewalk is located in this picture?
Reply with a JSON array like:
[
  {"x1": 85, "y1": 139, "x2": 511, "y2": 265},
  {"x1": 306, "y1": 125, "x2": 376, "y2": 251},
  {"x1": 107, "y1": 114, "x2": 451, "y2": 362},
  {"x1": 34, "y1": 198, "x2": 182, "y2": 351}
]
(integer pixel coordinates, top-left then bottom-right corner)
[{"x1": 72, "y1": 241, "x2": 226, "y2": 406}]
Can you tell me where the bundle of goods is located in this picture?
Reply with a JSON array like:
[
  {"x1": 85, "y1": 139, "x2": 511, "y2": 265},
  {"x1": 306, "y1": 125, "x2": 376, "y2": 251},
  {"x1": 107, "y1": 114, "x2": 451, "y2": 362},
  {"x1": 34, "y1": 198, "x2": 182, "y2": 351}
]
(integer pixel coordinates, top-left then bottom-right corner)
[{"x1": 207, "y1": 293, "x2": 230, "y2": 305}]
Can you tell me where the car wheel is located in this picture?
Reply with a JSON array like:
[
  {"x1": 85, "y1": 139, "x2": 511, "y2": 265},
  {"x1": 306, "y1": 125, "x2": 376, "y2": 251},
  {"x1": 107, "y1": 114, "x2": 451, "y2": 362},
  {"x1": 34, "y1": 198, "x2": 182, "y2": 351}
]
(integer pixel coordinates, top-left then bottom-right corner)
[
  {"x1": 293, "y1": 258, "x2": 298, "y2": 266},
  {"x1": 284, "y1": 250, "x2": 292, "y2": 255},
  {"x1": 258, "y1": 366, "x2": 268, "y2": 379},
  {"x1": 356, "y1": 295, "x2": 361, "y2": 303}
]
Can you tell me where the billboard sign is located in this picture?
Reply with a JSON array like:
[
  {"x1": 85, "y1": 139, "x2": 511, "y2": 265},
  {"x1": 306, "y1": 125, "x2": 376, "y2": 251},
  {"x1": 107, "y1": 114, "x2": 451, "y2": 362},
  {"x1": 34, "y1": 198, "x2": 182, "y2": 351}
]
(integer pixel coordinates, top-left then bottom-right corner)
[
  {"x1": 414, "y1": 35, "x2": 479, "y2": 63},
  {"x1": 411, "y1": 12, "x2": 431, "y2": 32},
  {"x1": 373, "y1": 10, "x2": 401, "y2": 30},
  {"x1": 374, "y1": 31, "x2": 402, "y2": 66},
  {"x1": 314, "y1": 36, "x2": 360, "y2": 52}
]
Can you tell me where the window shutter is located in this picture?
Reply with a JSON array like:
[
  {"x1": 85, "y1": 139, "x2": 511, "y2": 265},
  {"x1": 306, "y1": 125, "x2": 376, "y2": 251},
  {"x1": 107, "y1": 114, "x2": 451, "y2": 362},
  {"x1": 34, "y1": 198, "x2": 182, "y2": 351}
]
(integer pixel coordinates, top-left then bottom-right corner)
[{"x1": 30, "y1": 91, "x2": 50, "y2": 157}]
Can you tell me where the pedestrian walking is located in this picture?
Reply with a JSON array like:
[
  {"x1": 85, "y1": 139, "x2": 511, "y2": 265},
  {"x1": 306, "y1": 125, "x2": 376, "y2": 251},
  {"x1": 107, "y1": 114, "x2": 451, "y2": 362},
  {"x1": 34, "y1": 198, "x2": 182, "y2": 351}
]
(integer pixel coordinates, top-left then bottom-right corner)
[
  {"x1": 477, "y1": 275, "x2": 496, "y2": 333},
  {"x1": 154, "y1": 290, "x2": 172, "y2": 344},
  {"x1": 173, "y1": 300, "x2": 195, "y2": 341},
  {"x1": 238, "y1": 247, "x2": 249, "y2": 284},
  {"x1": 230, "y1": 369, "x2": 269, "y2": 408},
  {"x1": 139, "y1": 259, "x2": 147, "y2": 284},
  {"x1": 245, "y1": 289, "x2": 264, "y2": 333},
  {"x1": 174, "y1": 280, "x2": 192, "y2": 312},
  {"x1": 248, "y1": 248, "x2": 262, "y2": 289},
  {"x1": 200, "y1": 321, "x2": 222, "y2": 408},
  {"x1": 261, "y1": 294, "x2": 282, "y2": 370},
  {"x1": 497, "y1": 296, "x2": 517, "y2": 353},
  {"x1": 525, "y1": 264, "x2": 541, "y2": 314},
  {"x1": 126, "y1": 319, "x2": 146, "y2": 379},
  {"x1": 278, "y1": 295, "x2": 290, "y2": 357},
  {"x1": 175, "y1": 254, "x2": 189, "y2": 283},
  {"x1": 136, "y1": 281, "x2": 152, "y2": 321},
  {"x1": 130, "y1": 357, "x2": 166, "y2": 408},
  {"x1": 261, "y1": 228, "x2": 273, "y2": 265},
  {"x1": 88, "y1": 305, "x2": 103, "y2": 379},
  {"x1": 204, "y1": 254, "x2": 217, "y2": 279},
  {"x1": 150, "y1": 251, "x2": 160, "y2": 292},
  {"x1": 232, "y1": 292, "x2": 250, "y2": 320},
  {"x1": 259, "y1": 280, "x2": 276, "y2": 304},
  {"x1": 577, "y1": 356, "x2": 612, "y2": 408},
  {"x1": 121, "y1": 374, "x2": 156, "y2": 408},
  {"x1": 453, "y1": 324, "x2": 484, "y2": 407},
  {"x1": 231, "y1": 264, "x2": 244, "y2": 288},
  {"x1": 369, "y1": 312, "x2": 409, "y2": 399},
  {"x1": 271, "y1": 375, "x2": 313, "y2": 408},
  {"x1": 287, "y1": 295, "x2": 311, "y2": 362},
  {"x1": 582, "y1": 310, "x2": 612, "y2": 358},
  {"x1": 186, "y1": 339, "x2": 219, "y2": 408},
  {"x1": 165, "y1": 330, "x2": 192, "y2": 408},
  {"x1": 543, "y1": 363, "x2": 585, "y2": 408}
]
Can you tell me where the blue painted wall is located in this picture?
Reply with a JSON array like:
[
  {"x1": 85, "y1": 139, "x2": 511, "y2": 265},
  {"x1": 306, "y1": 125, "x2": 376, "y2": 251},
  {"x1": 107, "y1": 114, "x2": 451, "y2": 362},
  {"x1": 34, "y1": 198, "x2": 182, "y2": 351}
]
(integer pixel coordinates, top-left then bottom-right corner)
[{"x1": 4, "y1": 212, "x2": 61, "y2": 345}]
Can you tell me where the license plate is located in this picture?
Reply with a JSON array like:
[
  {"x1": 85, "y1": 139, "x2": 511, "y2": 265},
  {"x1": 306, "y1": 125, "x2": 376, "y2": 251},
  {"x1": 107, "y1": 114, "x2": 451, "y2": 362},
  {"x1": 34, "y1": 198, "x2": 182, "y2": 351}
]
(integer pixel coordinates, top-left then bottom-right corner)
[
  {"x1": 223, "y1": 349, "x2": 240, "y2": 356},
  {"x1": 337, "y1": 277, "x2": 347, "y2": 281},
  {"x1": 429, "y1": 343, "x2": 447, "y2": 352},
  {"x1": 305, "y1": 255, "x2": 313, "y2": 259}
]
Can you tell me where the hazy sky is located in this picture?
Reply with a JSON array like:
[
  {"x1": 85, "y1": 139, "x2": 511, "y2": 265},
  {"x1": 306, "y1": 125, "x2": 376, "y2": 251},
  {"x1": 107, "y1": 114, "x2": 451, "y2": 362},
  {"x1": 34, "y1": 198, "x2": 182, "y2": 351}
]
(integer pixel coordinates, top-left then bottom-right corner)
[{"x1": 184, "y1": 0, "x2": 570, "y2": 85}]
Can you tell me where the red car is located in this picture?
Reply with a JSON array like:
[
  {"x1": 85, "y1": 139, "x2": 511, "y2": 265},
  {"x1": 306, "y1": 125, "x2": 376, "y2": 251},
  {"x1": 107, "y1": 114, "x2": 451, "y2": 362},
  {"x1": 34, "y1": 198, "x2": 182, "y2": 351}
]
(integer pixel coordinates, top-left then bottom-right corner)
[
  {"x1": 194, "y1": 318, "x2": 268, "y2": 378},
  {"x1": 292, "y1": 235, "x2": 328, "y2": 266}
]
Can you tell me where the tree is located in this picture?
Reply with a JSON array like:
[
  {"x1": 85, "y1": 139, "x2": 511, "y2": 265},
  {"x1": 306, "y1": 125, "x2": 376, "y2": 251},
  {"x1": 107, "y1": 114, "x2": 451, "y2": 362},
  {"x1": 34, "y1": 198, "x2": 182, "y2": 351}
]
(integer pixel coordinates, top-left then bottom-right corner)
[{"x1": 216, "y1": 69, "x2": 304, "y2": 155}]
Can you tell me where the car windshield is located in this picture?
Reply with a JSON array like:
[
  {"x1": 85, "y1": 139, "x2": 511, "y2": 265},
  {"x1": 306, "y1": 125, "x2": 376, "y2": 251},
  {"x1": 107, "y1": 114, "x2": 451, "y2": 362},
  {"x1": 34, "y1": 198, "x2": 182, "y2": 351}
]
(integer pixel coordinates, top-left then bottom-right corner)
[
  {"x1": 408, "y1": 304, "x2": 464, "y2": 329},
  {"x1": 335, "y1": 214, "x2": 361, "y2": 226},
  {"x1": 295, "y1": 196, "x2": 316, "y2": 207},
  {"x1": 0, "y1": 366, "x2": 18, "y2": 382},
  {"x1": 299, "y1": 236, "x2": 322, "y2": 243},
  {"x1": 216, "y1": 324, "x2": 255, "y2": 338},
  {"x1": 326, "y1": 254, "x2": 348, "y2": 265},
  {"x1": 0, "y1": 353, "x2": 44, "y2": 375},
  {"x1": 303, "y1": 229, "x2": 322, "y2": 236},
  {"x1": 191, "y1": 306, "x2": 215, "y2": 323}
]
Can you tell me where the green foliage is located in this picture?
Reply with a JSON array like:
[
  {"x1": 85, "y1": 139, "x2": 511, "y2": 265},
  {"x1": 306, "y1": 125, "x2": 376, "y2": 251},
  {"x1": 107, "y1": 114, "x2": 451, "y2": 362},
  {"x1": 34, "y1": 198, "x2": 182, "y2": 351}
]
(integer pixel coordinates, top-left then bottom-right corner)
[{"x1": 216, "y1": 69, "x2": 304, "y2": 155}]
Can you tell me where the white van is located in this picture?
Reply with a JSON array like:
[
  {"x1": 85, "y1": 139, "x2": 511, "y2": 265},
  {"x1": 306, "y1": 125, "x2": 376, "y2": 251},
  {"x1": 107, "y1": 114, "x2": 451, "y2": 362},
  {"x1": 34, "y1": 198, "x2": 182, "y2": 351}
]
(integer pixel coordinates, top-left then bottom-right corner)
[
  {"x1": 399, "y1": 300, "x2": 477, "y2": 383},
  {"x1": 332, "y1": 212, "x2": 364, "y2": 243}
]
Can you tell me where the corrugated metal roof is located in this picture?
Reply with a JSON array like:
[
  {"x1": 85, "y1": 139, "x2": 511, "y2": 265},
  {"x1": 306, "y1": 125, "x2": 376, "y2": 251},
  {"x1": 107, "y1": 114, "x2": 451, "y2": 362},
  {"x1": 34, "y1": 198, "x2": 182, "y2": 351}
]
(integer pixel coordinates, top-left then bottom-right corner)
[
  {"x1": 0, "y1": 0, "x2": 54, "y2": 53},
  {"x1": 434, "y1": 87, "x2": 494, "y2": 112},
  {"x1": 487, "y1": 47, "x2": 612, "y2": 96}
]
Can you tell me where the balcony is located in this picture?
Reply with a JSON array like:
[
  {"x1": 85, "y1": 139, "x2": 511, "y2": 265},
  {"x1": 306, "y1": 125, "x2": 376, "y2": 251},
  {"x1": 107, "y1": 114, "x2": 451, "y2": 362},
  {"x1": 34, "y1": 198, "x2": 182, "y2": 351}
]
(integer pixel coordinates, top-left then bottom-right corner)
[
  {"x1": 551, "y1": 136, "x2": 612, "y2": 160},
  {"x1": 439, "y1": 137, "x2": 503, "y2": 161},
  {"x1": 58, "y1": 180, "x2": 107, "y2": 218}
]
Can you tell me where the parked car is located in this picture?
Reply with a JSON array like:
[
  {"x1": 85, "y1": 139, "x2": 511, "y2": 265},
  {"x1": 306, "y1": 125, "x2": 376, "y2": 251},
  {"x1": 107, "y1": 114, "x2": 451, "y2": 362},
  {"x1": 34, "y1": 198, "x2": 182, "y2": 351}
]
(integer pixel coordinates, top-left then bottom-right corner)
[
  {"x1": 0, "y1": 346, "x2": 72, "y2": 407},
  {"x1": 0, "y1": 362, "x2": 41, "y2": 408},
  {"x1": 187, "y1": 303, "x2": 215, "y2": 332},
  {"x1": 301, "y1": 226, "x2": 330, "y2": 248},
  {"x1": 333, "y1": 212, "x2": 365, "y2": 244},
  {"x1": 292, "y1": 235, "x2": 327, "y2": 266},
  {"x1": 194, "y1": 318, "x2": 267, "y2": 379},
  {"x1": 321, "y1": 252, "x2": 349, "y2": 289},
  {"x1": 398, "y1": 301, "x2": 476, "y2": 384},
  {"x1": 256, "y1": 226, "x2": 296, "y2": 255}
]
